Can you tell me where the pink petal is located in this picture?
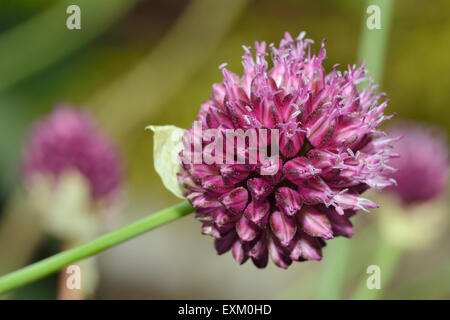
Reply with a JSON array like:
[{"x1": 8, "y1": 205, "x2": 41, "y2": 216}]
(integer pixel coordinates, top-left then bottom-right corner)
[
  {"x1": 211, "y1": 83, "x2": 226, "y2": 107},
  {"x1": 283, "y1": 157, "x2": 321, "y2": 185},
  {"x1": 202, "y1": 223, "x2": 221, "y2": 238},
  {"x1": 236, "y1": 215, "x2": 259, "y2": 242},
  {"x1": 247, "y1": 231, "x2": 268, "y2": 268},
  {"x1": 306, "y1": 149, "x2": 337, "y2": 170},
  {"x1": 232, "y1": 240, "x2": 249, "y2": 265},
  {"x1": 259, "y1": 158, "x2": 283, "y2": 183},
  {"x1": 220, "y1": 164, "x2": 250, "y2": 185},
  {"x1": 297, "y1": 205, "x2": 334, "y2": 239},
  {"x1": 214, "y1": 231, "x2": 236, "y2": 254},
  {"x1": 280, "y1": 130, "x2": 305, "y2": 158},
  {"x1": 190, "y1": 193, "x2": 222, "y2": 214},
  {"x1": 286, "y1": 234, "x2": 303, "y2": 261},
  {"x1": 297, "y1": 177, "x2": 333, "y2": 205},
  {"x1": 298, "y1": 232, "x2": 323, "y2": 261},
  {"x1": 248, "y1": 232, "x2": 267, "y2": 258},
  {"x1": 201, "y1": 175, "x2": 233, "y2": 194},
  {"x1": 275, "y1": 187, "x2": 302, "y2": 216},
  {"x1": 243, "y1": 201, "x2": 270, "y2": 226},
  {"x1": 251, "y1": 249, "x2": 269, "y2": 268},
  {"x1": 247, "y1": 178, "x2": 273, "y2": 202},
  {"x1": 268, "y1": 236, "x2": 292, "y2": 269},
  {"x1": 177, "y1": 172, "x2": 202, "y2": 192},
  {"x1": 332, "y1": 192, "x2": 378, "y2": 215},
  {"x1": 189, "y1": 164, "x2": 219, "y2": 179},
  {"x1": 252, "y1": 97, "x2": 279, "y2": 128},
  {"x1": 269, "y1": 210, "x2": 297, "y2": 246},
  {"x1": 325, "y1": 207, "x2": 354, "y2": 238},
  {"x1": 218, "y1": 187, "x2": 249, "y2": 214},
  {"x1": 305, "y1": 108, "x2": 337, "y2": 148},
  {"x1": 214, "y1": 208, "x2": 239, "y2": 227}
]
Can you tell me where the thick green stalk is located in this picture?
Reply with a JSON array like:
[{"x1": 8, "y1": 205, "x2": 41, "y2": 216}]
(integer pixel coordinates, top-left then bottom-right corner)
[
  {"x1": 0, "y1": 202, "x2": 193, "y2": 294},
  {"x1": 317, "y1": 0, "x2": 394, "y2": 300}
]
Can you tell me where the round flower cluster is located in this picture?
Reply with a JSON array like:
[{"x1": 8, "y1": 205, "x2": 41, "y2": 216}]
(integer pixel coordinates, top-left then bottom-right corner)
[
  {"x1": 22, "y1": 106, "x2": 121, "y2": 200},
  {"x1": 178, "y1": 32, "x2": 397, "y2": 268},
  {"x1": 387, "y1": 122, "x2": 448, "y2": 205}
]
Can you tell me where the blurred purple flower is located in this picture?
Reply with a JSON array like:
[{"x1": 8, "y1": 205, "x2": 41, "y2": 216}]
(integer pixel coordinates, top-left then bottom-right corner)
[
  {"x1": 178, "y1": 32, "x2": 396, "y2": 268},
  {"x1": 388, "y1": 122, "x2": 448, "y2": 205},
  {"x1": 22, "y1": 106, "x2": 122, "y2": 200}
]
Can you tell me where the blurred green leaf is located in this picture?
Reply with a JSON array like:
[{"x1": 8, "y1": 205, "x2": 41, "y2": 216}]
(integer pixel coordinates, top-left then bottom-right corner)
[{"x1": 0, "y1": 0, "x2": 138, "y2": 92}]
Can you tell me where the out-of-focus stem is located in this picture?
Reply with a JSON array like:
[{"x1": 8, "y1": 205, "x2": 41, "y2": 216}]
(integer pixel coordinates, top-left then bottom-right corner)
[
  {"x1": 351, "y1": 240, "x2": 403, "y2": 299},
  {"x1": 0, "y1": 202, "x2": 193, "y2": 294},
  {"x1": 317, "y1": 237, "x2": 351, "y2": 300},
  {"x1": 358, "y1": 0, "x2": 394, "y2": 84}
]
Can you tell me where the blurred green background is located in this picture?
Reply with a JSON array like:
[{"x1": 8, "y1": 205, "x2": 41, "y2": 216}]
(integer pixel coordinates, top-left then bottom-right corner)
[{"x1": 0, "y1": 0, "x2": 449, "y2": 299}]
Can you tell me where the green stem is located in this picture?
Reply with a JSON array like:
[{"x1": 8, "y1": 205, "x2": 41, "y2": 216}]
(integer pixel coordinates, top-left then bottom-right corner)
[
  {"x1": 316, "y1": 0, "x2": 394, "y2": 300},
  {"x1": 351, "y1": 240, "x2": 403, "y2": 299},
  {"x1": 0, "y1": 202, "x2": 193, "y2": 294},
  {"x1": 317, "y1": 237, "x2": 351, "y2": 300},
  {"x1": 358, "y1": 0, "x2": 394, "y2": 84}
]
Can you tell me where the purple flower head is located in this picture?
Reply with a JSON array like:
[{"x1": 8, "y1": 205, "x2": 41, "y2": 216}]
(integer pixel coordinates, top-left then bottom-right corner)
[
  {"x1": 178, "y1": 32, "x2": 396, "y2": 268},
  {"x1": 22, "y1": 106, "x2": 122, "y2": 200},
  {"x1": 387, "y1": 122, "x2": 448, "y2": 205}
]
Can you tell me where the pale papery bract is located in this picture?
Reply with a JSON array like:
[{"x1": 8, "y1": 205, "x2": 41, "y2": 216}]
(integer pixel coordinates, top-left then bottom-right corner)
[
  {"x1": 178, "y1": 32, "x2": 397, "y2": 268},
  {"x1": 22, "y1": 106, "x2": 122, "y2": 201}
]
